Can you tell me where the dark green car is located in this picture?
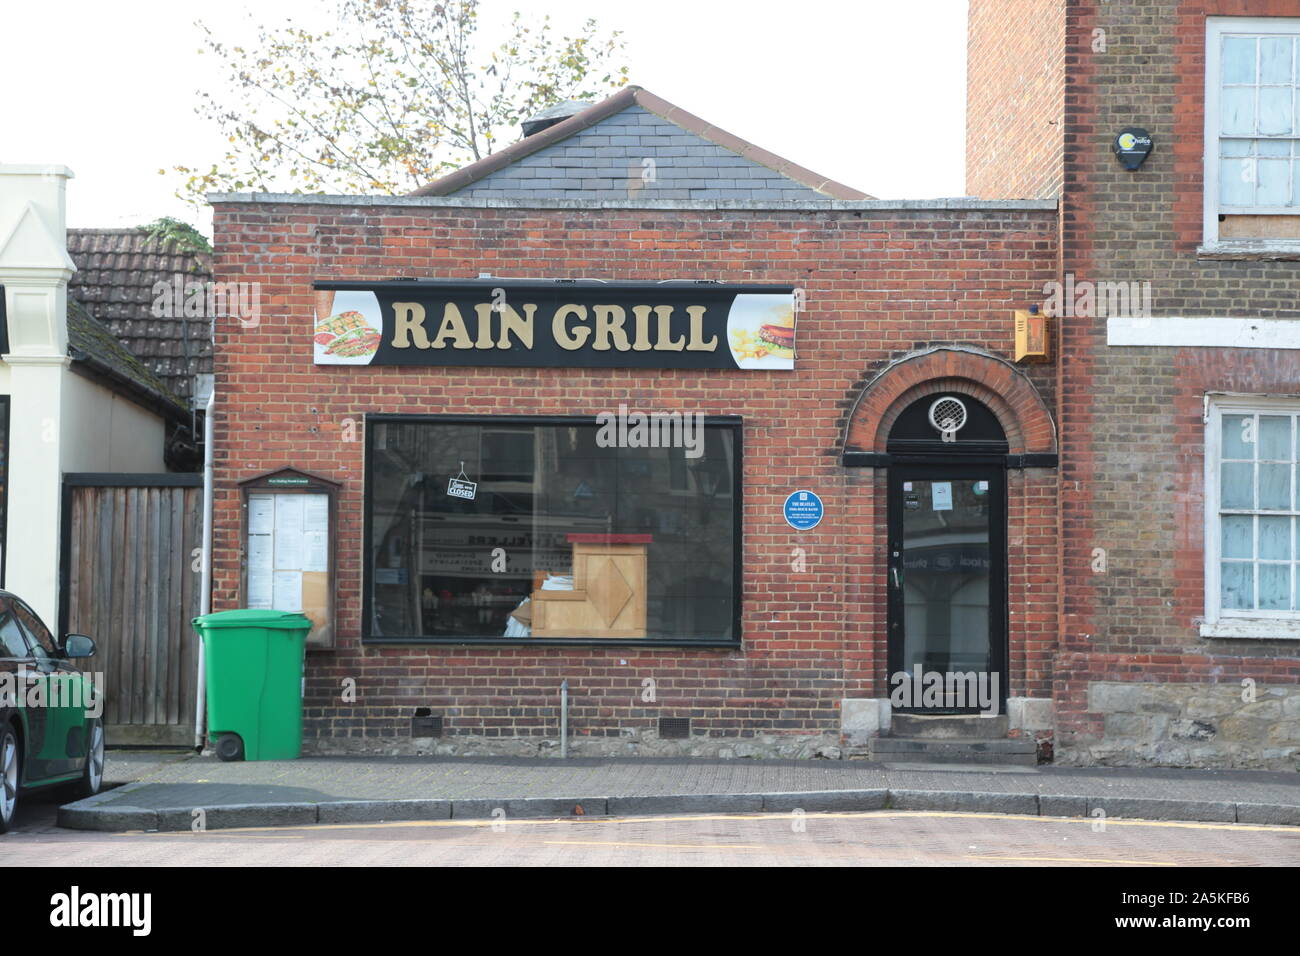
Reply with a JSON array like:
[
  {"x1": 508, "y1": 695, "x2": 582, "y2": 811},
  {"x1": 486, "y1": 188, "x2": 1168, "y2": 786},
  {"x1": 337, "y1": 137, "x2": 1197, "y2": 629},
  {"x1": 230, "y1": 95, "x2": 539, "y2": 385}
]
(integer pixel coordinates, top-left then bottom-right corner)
[{"x1": 0, "y1": 590, "x2": 103, "y2": 833}]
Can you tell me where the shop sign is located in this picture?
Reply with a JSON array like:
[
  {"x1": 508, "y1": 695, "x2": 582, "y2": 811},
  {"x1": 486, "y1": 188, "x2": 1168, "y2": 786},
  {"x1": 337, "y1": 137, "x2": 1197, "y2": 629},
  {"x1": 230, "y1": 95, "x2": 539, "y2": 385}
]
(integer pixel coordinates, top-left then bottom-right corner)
[{"x1": 312, "y1": 280, "x2": 797, "y2": 370}]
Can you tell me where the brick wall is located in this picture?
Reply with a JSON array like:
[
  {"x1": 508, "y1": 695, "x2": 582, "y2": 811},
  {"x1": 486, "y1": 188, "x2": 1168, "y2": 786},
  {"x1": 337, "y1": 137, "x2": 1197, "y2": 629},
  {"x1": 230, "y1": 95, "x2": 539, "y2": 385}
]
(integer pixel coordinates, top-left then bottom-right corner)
[
  {"x1": 210, "y1": 200, "x2": 1058, "y2": 754},
  {"x1": 1056, "y1": 1, "x2": 1300, "y2": 766},
  {"x1": 966, "y1": 0, "x2": 1066, "y2": 200}
]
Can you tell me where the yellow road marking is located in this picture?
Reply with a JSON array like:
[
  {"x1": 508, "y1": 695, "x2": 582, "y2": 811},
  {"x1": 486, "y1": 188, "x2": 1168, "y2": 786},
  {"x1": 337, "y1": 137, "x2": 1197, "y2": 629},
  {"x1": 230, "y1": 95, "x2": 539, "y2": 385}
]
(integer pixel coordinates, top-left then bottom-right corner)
[
  {"x1": 543, "y1": 839, "x2": 762, "y2": 850},
  {"x1": 113, "y1": 808, "x2": 1300, "y2": 837},
  {"x1": 966, "y1": 855, "x2": 1177, "y2": 866}
]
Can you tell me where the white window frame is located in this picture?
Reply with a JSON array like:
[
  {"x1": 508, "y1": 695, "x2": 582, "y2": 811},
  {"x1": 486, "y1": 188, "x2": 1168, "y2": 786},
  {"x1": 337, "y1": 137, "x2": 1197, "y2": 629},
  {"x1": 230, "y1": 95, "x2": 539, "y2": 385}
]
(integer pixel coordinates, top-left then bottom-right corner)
[
  {"x1": 1202, "y1": 393, "x2": 1300, "y2": 639},
  {"x1": 1203, "y1": 16, "x2": 1300, "y2": 253}
]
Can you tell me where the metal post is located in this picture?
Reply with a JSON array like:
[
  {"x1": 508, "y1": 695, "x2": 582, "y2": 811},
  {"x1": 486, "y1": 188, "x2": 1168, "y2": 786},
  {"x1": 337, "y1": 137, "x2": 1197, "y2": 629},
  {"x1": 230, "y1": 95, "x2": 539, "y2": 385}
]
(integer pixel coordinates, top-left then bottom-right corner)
[{"x1": 560, "y1": 679, "x2": 569, "y2": 759}]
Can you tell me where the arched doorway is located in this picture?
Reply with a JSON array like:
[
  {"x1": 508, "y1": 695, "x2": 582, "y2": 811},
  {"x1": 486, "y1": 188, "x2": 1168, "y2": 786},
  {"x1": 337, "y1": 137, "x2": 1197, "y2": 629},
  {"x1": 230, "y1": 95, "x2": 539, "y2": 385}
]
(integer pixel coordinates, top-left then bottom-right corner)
[
  {"x1": 840, "y1": 346, "x2": 1059, "y2": 723},
  {"x1": 885, "y1": 394, "x2": 1007, "y2": 714}
]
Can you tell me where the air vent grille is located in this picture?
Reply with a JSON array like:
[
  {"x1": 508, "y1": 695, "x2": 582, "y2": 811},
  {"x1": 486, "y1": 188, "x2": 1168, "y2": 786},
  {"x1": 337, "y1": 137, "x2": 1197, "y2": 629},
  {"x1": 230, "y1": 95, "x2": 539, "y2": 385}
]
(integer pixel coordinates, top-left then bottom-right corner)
[
  {"x1": 411, "y1": 710, "x2": 443, "y2": 737},
  {"x1": 659, "y1": 717, "x2": 691, "y2": 739},
  {"x1": 929, "y1": 396, "x2": 968, "y2": 435}
]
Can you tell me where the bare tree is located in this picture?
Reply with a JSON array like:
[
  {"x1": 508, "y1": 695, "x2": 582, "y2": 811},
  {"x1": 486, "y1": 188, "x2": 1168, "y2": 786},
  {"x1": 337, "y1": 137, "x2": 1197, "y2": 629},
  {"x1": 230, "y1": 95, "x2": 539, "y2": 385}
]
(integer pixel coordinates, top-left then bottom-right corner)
[{"x1": 169, "y1": 0, "x2": 627, "y2": 204}]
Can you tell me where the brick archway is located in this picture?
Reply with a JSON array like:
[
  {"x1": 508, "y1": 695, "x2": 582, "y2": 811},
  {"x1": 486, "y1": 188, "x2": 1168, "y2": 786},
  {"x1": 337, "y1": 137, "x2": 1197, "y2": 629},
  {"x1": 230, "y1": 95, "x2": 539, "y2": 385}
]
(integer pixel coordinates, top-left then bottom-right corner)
[{"x1": 843, "y1": 347, "x2": 1056, "y2": 455}]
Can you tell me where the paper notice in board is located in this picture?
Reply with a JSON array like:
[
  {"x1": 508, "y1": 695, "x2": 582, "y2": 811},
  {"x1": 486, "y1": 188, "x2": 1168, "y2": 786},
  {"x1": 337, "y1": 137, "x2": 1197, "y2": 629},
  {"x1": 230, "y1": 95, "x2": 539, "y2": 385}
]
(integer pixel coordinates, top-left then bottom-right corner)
[
  {"x1": 275, "y1": 495, "x2": 304, "y2": 535},
  {"x1": 932, "y1": 482, "x2": 953, "y2": 511},
  {"x1": 249, "y1": 495, "x2": 275, "y2": 535},
  {"x1": 248, "y1": 571, "x2": 273, "y2": 608},
  {"x1": 303, "y1": 495, "x2": 329, "y2": 533},
  {"x1": 248, "y1": 534, "x2": 273, "y2": 572},
  {"x1": 272, "y1": 570, "x2": 303, "y2": 612},
  {"x1": 303, "y1": 531, "x2": 328, "y2": 572},
  {"x1": 275, "y1": 530, "x2": 302, "y2": 570}
]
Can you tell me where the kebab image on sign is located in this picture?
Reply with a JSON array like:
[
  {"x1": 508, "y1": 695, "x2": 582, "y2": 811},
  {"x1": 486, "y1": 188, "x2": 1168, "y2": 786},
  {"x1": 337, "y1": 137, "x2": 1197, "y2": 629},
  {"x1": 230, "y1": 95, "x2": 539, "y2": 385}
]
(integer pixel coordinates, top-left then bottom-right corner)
[{"x1": 313, "y1": 290, "x2": 383, "y2": 364}]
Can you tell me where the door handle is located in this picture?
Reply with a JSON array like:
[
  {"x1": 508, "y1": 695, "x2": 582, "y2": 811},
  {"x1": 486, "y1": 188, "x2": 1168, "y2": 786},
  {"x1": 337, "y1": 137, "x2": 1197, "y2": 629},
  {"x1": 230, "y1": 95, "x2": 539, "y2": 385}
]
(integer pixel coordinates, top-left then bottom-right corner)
[{"x1": 891, "y1": 567, "x2": 902, "y2": 589}]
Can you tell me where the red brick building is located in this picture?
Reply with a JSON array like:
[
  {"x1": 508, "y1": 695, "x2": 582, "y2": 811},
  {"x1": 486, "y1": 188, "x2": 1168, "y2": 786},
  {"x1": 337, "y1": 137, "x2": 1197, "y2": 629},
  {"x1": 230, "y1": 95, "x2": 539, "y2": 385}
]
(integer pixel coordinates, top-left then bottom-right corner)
[
  {"x1": 209, "y1": 87, "x2": 1061, "y2": 760},
  {"x1": 970, "y1": 0, "x2": 1300, "y2": 767},
  {"x1": 207, "y1": 2, "x2": 1299, "y2": 769}
]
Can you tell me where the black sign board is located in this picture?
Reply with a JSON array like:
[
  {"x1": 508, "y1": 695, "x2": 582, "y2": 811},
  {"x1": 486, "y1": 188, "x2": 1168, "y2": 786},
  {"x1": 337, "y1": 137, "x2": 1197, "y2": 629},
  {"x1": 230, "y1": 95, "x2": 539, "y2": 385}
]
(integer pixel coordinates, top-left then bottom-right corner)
[{"x1": 311, "y1": 280, "x2": 797, "y2": 370}]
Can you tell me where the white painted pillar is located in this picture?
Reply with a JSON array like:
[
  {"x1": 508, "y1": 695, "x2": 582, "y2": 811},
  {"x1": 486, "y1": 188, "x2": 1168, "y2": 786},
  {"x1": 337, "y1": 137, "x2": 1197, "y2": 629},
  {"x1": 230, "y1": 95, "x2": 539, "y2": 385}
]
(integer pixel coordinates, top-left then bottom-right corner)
[{"x1": 0, "y1": 165, "x2": 76, "y2": 628}]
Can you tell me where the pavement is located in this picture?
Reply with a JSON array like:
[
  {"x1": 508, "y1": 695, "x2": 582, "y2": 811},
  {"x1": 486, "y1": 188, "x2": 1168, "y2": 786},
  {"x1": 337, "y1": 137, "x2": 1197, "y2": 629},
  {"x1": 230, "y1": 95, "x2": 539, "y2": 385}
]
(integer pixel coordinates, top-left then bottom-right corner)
[
  {"x1": 16, "y1": 806, "x2": 1300, "y2": 867},
  {"x1": 56, "y1": 749, "x2": 1300, "y2": 832}
]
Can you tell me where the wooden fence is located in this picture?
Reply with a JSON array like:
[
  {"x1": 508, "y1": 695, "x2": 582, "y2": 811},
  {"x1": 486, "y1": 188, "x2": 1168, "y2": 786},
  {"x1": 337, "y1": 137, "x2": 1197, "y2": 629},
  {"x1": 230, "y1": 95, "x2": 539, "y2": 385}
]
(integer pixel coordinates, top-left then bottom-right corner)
[{"x1": 60, "y1": 474, "x2": 204, "y2": 746}]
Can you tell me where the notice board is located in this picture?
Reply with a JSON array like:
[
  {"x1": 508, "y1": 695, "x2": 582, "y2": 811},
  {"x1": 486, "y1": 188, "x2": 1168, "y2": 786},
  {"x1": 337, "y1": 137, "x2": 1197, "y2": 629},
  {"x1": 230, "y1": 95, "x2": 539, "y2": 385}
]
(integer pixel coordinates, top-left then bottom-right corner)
[{"x1": 240, "y1": 468, "x2": 339, "y2": 648}]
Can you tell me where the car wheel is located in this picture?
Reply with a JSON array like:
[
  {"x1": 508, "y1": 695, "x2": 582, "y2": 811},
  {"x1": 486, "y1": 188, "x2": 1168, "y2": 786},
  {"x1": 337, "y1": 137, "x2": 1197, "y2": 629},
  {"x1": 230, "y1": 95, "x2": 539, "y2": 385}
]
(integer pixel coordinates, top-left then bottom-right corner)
[
  {"x1": 70, "y1": 718, "x2": 104, "y2": 799},
  {"x1": 215, "y1": 733, "x2": 244, "y2": 762},
  {"x1": 0, "y1": 725, "x2": 19, "y2": 834}
]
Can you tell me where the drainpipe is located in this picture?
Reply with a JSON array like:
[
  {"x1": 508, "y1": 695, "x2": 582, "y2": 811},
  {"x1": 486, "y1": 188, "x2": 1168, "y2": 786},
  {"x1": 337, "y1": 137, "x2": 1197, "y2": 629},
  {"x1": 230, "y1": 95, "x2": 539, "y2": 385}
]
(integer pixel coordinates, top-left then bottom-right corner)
[
  {"x1": 559, "y1": 679, "x2": 569, "y2": 759},
  {"x1": 193, "y1": 387, "x2": 215, "y2": 751}
]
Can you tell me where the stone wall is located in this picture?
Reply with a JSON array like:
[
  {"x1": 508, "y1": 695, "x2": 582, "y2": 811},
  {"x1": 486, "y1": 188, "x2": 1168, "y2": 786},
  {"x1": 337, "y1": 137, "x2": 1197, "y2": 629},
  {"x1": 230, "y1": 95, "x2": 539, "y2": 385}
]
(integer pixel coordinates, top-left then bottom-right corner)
[
  {"x1": 304, "y1": 727, "x2": 842, "y2": 760},
  {"x1": 1064, "y1": 680, "x2": 1300, "y2": 769}
]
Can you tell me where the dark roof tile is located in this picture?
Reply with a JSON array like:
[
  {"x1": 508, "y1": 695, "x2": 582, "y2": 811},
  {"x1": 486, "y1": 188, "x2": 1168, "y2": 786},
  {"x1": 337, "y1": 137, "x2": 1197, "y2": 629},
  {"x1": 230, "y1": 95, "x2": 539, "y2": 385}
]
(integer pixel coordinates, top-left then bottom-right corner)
[
  {"x1": 66, "y1": 228, "x2": 213, "y2": 400},
  {"x1": 66, "y1": 298, "x2": 188, "y2": 421}
]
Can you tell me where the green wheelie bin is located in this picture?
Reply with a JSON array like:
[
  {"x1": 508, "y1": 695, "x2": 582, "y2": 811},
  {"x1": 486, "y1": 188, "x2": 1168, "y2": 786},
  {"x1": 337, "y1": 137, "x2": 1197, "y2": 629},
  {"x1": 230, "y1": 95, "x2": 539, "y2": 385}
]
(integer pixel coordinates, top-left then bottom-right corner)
[{"x1": 192, "y1": 609, "x2": 312, "y2": 761}]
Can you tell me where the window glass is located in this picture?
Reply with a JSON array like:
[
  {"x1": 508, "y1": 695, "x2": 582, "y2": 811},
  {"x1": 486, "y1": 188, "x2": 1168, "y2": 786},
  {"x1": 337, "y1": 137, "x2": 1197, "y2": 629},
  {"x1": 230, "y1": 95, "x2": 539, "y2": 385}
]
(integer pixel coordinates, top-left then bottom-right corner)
[
  {"x1": 1259, "y1": 564, "x2": 1291, "y2": 609},
  {"x1": 1222, "y1": 414, "x2": 1254, "y2": 458},
  {"x1": 1222, "y1": 514, "x2": 1253, "y2": 558},
  {"x1": 1223, "y1": 36, "x2": 1257, "y2": 84},
  {"x1": 1260, "y1": 415, "x2": 1293, "y2": 459},
  {"x1": 1219, "y1": 159, "x2": 1254, "y2": 205},
  {"x1": 1260, "y1": 463, "x2": 1292, "y2": 510},
  {"x1": 1216, "y1": 30, "x2": 1300, "y2": 209},
  {"x1": 1220, "y1": 87, "x2": 1255, "y2": 136},
  {"x1": 1260, "y1": 515, "x2": 1292, "y2": 559},
  {"x1": 11, "y1": 601, "x2": 55, "y2": 659},
  {"x1": 1258, "y1": 159, "x2": 1291, "y2": 203},
  {"x1": 1214, "y1": 404, "x2": 1300, "y2": 616},
  {"x1": 1221, "y1": 462, "x2": 1254, "y2": 508},
  {"x1": 366, "y1": 418, "x2": 739, "y2": 643},
  {"x1": 0, "y1": 605, "x2": 30, "y2": 659},
  {"x1": 1260, "y1": 36, "x2": 1293, "y2": 84},
  {"x1": 1221, "y1": 561, "x2": 1253, "y2": 609}
]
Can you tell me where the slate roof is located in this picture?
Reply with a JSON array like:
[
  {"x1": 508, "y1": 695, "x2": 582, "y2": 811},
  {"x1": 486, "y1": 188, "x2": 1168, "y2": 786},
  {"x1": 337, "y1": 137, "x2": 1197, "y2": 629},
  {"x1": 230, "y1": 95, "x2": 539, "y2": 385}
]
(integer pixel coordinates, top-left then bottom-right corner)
[
  {"x1": 66, "y1": 297, "x2": 188, "y2": 421},
  {"x1": 66, "y1": 228, "x2": 213, "y2": 402},
  {"x1": 412, "y1": 86, "x2": 872, "y2": 202}
]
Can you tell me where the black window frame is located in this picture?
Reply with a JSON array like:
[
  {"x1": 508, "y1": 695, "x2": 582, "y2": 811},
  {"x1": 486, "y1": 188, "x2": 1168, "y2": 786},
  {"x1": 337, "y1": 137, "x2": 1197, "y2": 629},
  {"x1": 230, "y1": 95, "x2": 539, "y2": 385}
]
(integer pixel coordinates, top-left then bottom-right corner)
[{"x1": 362, "y1": 413, "x2": 744, "y2": 648}]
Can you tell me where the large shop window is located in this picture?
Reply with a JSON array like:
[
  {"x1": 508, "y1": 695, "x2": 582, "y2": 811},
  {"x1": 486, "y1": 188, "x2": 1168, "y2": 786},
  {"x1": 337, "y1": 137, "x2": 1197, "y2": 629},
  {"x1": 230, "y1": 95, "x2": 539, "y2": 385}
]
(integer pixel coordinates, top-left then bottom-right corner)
[
  {"x1": 364, "y1": 415, "x2": 741, "y2": 645},
  {"x1": 1204, "y1": 17, "x2": 1300, "y2": 250},
  {"x1": 1204, "y1": 396, "x2": 1300, "y2": 639}
]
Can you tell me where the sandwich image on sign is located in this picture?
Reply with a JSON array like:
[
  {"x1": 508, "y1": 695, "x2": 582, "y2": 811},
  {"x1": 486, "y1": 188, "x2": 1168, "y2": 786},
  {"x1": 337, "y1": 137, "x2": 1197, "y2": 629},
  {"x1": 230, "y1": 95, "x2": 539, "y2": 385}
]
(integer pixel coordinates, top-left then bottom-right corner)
[
  {"x1": 726, "y1": 294, "x2": 796, "y2": 369},
  {"x1": 314, "y1": 290, "x2": 383, "y2": 365}
]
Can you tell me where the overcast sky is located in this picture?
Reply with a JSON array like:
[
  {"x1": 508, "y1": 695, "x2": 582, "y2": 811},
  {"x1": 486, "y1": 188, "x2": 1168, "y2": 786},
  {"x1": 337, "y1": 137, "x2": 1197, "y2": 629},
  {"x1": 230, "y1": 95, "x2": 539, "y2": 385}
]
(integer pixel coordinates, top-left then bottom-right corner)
[{"x1": 3, "y1": 0, "x2": 969, "y2": 230}]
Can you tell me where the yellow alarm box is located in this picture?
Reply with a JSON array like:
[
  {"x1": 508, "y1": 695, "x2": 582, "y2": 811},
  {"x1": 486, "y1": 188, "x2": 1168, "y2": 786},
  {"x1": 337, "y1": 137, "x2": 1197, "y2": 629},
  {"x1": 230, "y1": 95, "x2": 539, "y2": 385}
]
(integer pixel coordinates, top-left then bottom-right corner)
[{"x1": 1014, "y1": 309, "x2": 1050, "y2": 363}]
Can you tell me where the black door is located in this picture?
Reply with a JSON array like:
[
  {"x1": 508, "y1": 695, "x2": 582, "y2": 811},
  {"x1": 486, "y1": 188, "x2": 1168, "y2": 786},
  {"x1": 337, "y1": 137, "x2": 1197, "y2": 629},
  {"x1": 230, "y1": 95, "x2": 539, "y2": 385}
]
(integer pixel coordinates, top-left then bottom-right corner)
[{"x1": 887, "y1": 465, "x2": 1007, "y2": 714}]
